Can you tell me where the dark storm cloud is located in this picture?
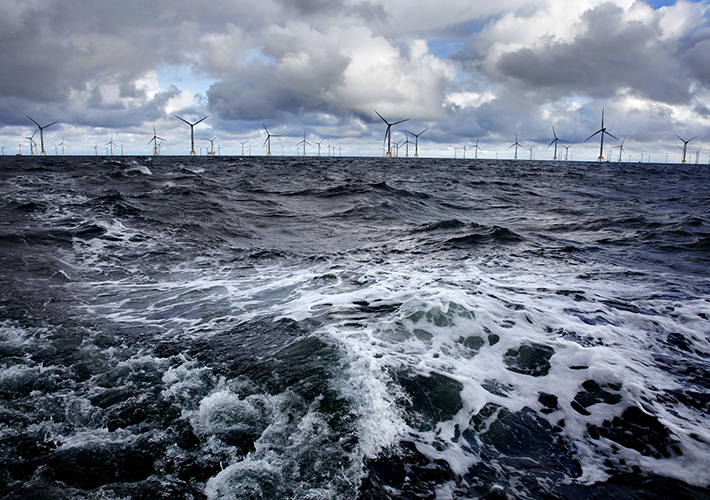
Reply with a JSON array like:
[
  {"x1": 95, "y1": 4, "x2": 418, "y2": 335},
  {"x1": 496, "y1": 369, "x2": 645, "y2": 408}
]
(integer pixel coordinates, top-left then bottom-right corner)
[{"x1": 494, "y1": 3, "x2": 691, "y2": 104}]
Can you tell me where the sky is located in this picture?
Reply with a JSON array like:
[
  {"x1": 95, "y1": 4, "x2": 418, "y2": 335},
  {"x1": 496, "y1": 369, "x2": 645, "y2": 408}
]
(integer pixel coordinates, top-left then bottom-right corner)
[{"x1": 1, "y1": 0, "x2": 709, "y2": 161}]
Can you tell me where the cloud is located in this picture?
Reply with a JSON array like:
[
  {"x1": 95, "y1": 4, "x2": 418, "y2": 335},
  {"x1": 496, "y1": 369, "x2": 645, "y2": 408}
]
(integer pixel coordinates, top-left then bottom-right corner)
[{"x1": 207, "y1": 22, "x2": 456, "y2": 123}]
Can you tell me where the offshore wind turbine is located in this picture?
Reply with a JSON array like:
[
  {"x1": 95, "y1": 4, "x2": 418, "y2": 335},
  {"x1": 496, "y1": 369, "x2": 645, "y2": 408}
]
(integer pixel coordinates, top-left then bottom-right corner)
[
  {"x1": 315, "y1": 138, "x2": 326, "y2": 156},
  {"x1": 613, "y1": 138, "x2": 626, "y2": 162},
  {"x1": 470, "y1": 138, "x2": 483, "y2": 159},
  {"x1": 584, "y1": 108, "x2": 618, "y2": 161},
  {"x1": 25, "y1": 130, "x2": 37, "y2": 155},
  {"x1": 374, "y1": 110, "x2": 408, "y2": 157},
  {"x1": 237, "y1": 140, "x2": 248, "y2": 156},
  {"x1": 27, "y1": 116, "x2": 57, "y2": 155},
  {"x1": 174, "y1": 114, "x2": 209, "y2": 156},
  {"x1": 204, "y1": 135, "x2": 218, "y2": 155},
  {"x1": 262, "y1": 124, "x2": 281, "y2": 155},
  {"x1": 508, "y1": 133, "x2": 522, "y2": 159},
  {"x1": 106, "y1": 135, "x2": 117, "y2": 155},
  {"x1": 297, "y1": 131, "x2": 311, "y2": 156},
  {"x1": 676, "y1": 134, "x2": 697, "y2": 164},
  {"x1": 148, "y1": 126, "x2": 166, "y2": 156},
  {"x1": 547, "y1": 126, "x2": 568, "y2": 160},
  {"x1": 404, "y1": 128, "x2": 428, "y2": 157},
  {"x1": 58, "y1": 137, "x2": 68, "y2": 155}
]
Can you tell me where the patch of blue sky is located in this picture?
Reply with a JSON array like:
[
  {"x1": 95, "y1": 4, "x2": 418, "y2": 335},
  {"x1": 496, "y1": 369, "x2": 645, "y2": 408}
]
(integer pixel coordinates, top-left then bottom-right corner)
[{"x1": 156, "y1": 64, "x2": 216, "y2": 97}]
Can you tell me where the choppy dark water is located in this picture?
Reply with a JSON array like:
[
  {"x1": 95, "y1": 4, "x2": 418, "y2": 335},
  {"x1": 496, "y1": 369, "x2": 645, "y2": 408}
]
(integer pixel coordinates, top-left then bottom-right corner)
[{"x1": 1, "y1": 155, "x2": 709, "y2": 499}]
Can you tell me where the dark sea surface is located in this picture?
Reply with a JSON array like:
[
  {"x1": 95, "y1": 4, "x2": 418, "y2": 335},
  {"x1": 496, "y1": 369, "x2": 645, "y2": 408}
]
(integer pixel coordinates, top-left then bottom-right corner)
[{"x1": 1, "y1": 155, "x2": 709, "y2": 500}]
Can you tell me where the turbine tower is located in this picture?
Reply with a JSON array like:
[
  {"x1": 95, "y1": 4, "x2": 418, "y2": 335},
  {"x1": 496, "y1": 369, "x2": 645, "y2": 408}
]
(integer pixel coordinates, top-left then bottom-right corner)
[
  {"x1": 374, "y1": 110, "x2": 408, "y2": 157},
  {"x1": 148, "y1": 126, "x2": 166, "y2": 156},
  {"x1": 27, "y1": 116, "x2": 57, "y2": 155},
  {"x1": 508, "y1": 133, "x2": 522, "y2": 159},
  {"x1": 547, "y1": 126, "x2": 568, "y2": 160},
  {"x1": 174, "y1": 114, "x2": 209, "y2": 156},
  {"x1": 238, "y1": 140, "x2": 248, "y2": 156},
  {"x1": 315, "y1": 138, "x2": 326, "y2": 156},
  {"x1": 262, "y1": 124, "x2": 281, "y2": 155},
  {"x1": 676, "y1": 134, "x2": 697, "y2": 164},
  {"x1": 404, "y1": 128, "x2": 428, "y2": 157},
  {"x1": 584, "y1": 108, "x2": 618, "y2": 161}
]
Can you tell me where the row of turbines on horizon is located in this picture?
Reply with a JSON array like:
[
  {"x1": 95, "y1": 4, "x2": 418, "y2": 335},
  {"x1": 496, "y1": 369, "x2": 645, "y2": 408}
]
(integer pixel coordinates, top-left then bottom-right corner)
[{"x1": 2, "y1": 111, "x2": 706, "y2": 164}]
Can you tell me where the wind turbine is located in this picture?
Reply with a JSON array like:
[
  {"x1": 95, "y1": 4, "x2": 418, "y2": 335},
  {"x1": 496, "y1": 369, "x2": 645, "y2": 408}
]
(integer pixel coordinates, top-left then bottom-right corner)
[
  {"x1": 174, "y1": 114, "x2": 209, "y2": 156},
  {"x1": 508, "y1": 133, "x2": 522, "y2": 159},
  {"x1": 204, "y1": 135, "x2": 218, "y2": 155},
  {"x1": 25, "y1": 130, "x2": 37, "y2": 155},
  {"x1": 297, "y1": 131, "x2": 311, "y2": 156},
  {"x1": 262, "y1": 124, "x2": 281, "y2": 155},
  {"x1": 613, "y1": 137, "x2": 626, "y2": 161},
  {"x1": 237, "y1": 140, "x2": 248, "y2": 156},
  {"x1": 58, "y1": 137, "x2": 68, "y2": 155},
  {"x1": 94, "y1": 143, "x2": 99, "y2": 156},
  {"x1": 148, "y1": 126, "x2": 166, "y2": 155},
  {"x1": 470, "y1": 138, "x2": 483, "y2": 159},
  {"x1": 695, "y1": 148, "x2": 701, "y2": 164},
  {"x1": 563, "y1": 145, "x2": 571, "y2": 160},
  {"x1": 27, "y1": 116, "x2": 57, "y2": 155},
  {"x1": 547, "y1": 126, "x2": 568, "y2": 160},
  {"x1": 315, "y1": 138, "x2": 326, "y2": 156},
  {"x1": 374, "y1": 110, "x2": 408, "y2": 157},
  {"x1": 404, "y1": 128, "x2": 428, "y2": 157},
  {"x1": 585, "y1": 109, "x2": 618, "y2": 161},
  {"x1": 676, "y1": 135, "x2": 697, "y2": 164},
  {"x1": 106, "y1": 135, "x2": 117, "y2": 155},
  {"x1": 17, "y1": 141, "x2": 23, "y2": 155}
]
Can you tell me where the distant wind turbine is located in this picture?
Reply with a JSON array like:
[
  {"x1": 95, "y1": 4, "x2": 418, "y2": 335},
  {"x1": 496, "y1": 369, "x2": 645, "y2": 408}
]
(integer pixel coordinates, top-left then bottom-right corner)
[
  {"x1": 297, "y1": 131, "x2": 311, "y2": 156},
  {"x1": 563, "y1": 145, "x2": 571, "y2": 160},
  {"x1": 404, "y1": 128, "x2": 428, "y2": 157},
  {"x1": 547, "y1": 126, "x2": 568, "y2": 160},
  {"x1": 58, "y1": 137, "x2": 68, "y2": 155},
  {"x1": 315, "y1": 138, "x2": 326, "y2": 156},
  {"x1": 27, "y1": 116, "x2": 57, "y2": 155},
  {"x1": 471, "y1": 138, "x2": 483, "y2": 159},
  {"x1": 584, "y1": 108, "x2": 618, "y2": 161},
  {"x1": 204, "y1": 135, "x2": 218, "y2": 155},
  {"x1": 106, "y1": 135, "x2": 117, "y2": 155},
  {"x1": 613, "y1": 138, "x2": 626, "y2": 162},
  {"x1": 374, "y1": 110, "x2": 408, "y2": 157},
  {"x1": 174, "y1": 114, "x2": 209, "y2": 156},
  {"x1": 676, "y1": 134, "x2": 697, "y2": 164},
  {"x1": 148, "y1": 126, "x2": 166, "y2": 156},
  {"x1": 237, "y1": 140, "x2": 248, "y2": 156},
  {"x1": 25, "y1": 130, "x2": 37, "y2": 155},
  {"x1": 262, "y1": 124, "x2": 281, "y2": 155},
  {"x1": 508, "y1": 133, "x2": 522, "y2": 159}
]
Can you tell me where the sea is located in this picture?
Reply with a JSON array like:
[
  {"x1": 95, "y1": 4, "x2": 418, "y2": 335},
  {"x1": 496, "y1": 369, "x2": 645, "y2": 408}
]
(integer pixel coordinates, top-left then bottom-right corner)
[{"x1": 1, "y1": 155, "x2": 709, "y2": 500}]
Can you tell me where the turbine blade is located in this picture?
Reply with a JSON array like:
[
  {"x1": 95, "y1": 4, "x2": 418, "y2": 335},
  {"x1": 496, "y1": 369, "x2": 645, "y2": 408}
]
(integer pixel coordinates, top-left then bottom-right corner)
[
  {"x1": 262, "y1": 124, "x2": 270, "y2": 134},
  {"x1": 419, "y1": 128, "x2": 429, "y2": 136},
  {"x1": 392, "y1": 119, "x2": 409, "y2": 126},
  {"x1": 604, "y1": 131, "x2": 619, "y2": 141},
  {"x1": 584, "y1": 130, "x2": 602, "y2": 142},
  {"x1": 194, "y1": 115, "x2": 210, "y2": 126},
  {"x1": 45, "y1": 121, "x2": 58, "y2": 128},
  {"x1": 27, "y1": 116, "x2": 40, "y2": 128},
  {"x1": 689, "y1": 135, "x2": 699, "y2": 142},
  {"x1": 174, "y1": 115, "x2": 190, "y2": 125},
  {"x1": 374, "y1": 109, "x2": 388, "y2": 124}
]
